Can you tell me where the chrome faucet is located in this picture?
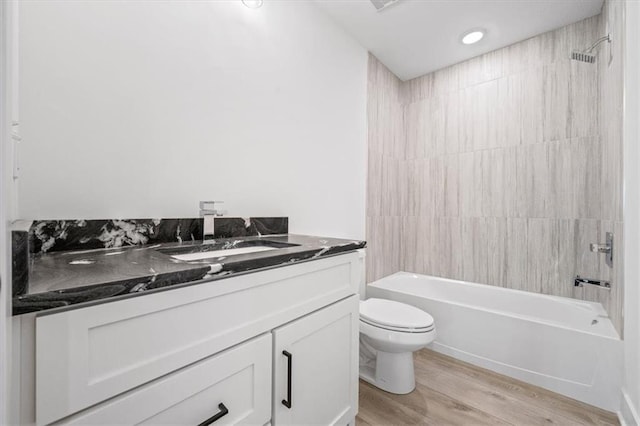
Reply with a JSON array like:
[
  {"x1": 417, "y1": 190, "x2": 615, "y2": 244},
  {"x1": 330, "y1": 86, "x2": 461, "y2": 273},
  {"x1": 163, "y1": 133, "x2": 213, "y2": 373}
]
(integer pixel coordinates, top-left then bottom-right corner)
[
  {"x1": 574, "y1": 275, "x2": 611, "y2": 290},
  {"x1": 200, "y1": 201, "x2": 225, "y2": 240}
]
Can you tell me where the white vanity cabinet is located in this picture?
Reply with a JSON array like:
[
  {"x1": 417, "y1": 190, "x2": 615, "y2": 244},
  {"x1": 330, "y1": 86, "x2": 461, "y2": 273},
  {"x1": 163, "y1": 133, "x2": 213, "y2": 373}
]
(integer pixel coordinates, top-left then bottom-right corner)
[{"x1": 11, "y1": 250, "x2": 364, "y2": 426}]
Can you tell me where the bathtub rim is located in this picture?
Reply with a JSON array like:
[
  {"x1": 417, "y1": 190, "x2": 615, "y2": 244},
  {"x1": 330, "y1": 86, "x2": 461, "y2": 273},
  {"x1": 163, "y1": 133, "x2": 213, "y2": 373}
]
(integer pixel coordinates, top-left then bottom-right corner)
[{"x1": 368, "y1": 271, "x2": 620, "y2": 340}]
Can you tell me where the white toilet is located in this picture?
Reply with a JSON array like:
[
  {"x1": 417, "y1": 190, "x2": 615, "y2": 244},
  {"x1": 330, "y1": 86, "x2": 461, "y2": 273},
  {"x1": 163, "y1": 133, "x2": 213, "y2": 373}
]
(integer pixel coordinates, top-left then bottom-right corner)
[{"x1": 359, "y1": 298, "x2": 436, "y2": 394}]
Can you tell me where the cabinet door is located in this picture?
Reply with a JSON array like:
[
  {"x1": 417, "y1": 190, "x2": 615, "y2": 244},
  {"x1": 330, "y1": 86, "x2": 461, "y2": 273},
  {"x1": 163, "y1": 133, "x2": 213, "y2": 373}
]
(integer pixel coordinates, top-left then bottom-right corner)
[
  {"x1": 57, "y1": 334, "x2": 272, "y2": 426},
  {"x1": 273, "y1": 295, "x2": 359, "y2": 426}
]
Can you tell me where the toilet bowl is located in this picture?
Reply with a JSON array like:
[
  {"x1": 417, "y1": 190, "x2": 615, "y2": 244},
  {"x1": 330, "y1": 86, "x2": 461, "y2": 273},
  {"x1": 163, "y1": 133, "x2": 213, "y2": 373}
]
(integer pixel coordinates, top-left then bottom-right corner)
[{"x1": 359, "y1": 298, "x2": 436, "y2": 394}]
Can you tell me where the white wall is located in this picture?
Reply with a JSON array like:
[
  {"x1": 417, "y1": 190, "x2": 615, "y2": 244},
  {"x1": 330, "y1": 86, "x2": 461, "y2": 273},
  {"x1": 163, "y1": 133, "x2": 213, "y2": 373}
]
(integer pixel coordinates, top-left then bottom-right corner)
[
  {"x1": 623, "y1": 0, "x2": 640, "y2": 423},
  {"x1": 18, "y1": 0, "x2": 367, "y2": 239}
]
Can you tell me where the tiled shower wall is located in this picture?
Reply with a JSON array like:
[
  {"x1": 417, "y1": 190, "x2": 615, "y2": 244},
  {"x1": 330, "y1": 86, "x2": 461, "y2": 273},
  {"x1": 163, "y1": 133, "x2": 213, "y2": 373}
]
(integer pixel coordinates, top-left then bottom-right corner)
[
  {"x1": 366, "y1": 3, "x2": 625, "y2": 334},
  {"x1": 597, "y1": 0, "x2": 624, "y2": 334},
  {"x1": 367, "y1": 53, "x2": 405, "y2": 281}
]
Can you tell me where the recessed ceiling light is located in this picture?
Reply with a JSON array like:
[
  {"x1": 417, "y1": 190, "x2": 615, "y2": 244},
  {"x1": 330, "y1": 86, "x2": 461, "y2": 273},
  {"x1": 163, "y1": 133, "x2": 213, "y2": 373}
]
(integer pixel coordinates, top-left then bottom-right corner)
[
  {"x1": 461, "y1": 30, "x2": 485, "y2": 45},
  {"x1": 242, "y1": 0, "x2": 263, "y2": 9}
]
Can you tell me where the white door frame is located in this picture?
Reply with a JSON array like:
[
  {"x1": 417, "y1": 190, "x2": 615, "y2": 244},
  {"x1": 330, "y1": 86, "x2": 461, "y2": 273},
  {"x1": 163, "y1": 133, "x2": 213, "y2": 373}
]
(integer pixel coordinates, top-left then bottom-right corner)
[
  {"x1": 0, "y1": 0, "x2": 17, "y2": 423},
  {"x1": 622, "y1": 0, "x2": 640, "y2": 425}
]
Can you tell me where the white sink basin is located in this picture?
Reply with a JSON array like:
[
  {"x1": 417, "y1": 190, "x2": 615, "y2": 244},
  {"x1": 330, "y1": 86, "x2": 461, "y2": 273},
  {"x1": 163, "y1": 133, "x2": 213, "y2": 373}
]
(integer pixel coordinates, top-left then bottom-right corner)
[{"x1": 171, "y1": 246, "x2": 277, "y2": 261}]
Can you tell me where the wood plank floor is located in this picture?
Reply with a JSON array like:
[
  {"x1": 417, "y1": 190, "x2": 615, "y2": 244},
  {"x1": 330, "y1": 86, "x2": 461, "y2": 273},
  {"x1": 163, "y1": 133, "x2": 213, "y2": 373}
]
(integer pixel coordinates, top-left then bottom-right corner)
[{"x1": 356, "y1": 349, "x2": 619, "y2": 426}]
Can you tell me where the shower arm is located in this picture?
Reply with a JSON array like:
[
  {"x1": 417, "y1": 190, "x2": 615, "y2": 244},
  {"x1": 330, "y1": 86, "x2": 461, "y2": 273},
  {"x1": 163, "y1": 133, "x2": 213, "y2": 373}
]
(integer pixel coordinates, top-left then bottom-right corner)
[{"x1": 585, "y1": 35, "x2": 611, "y2": 53}]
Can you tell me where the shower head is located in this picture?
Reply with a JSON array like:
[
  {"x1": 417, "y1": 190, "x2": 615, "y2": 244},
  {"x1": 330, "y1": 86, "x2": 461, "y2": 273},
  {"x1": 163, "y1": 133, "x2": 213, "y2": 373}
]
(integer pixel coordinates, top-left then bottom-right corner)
[
  {"x1": 370, "y1": 0, "x2": 401, "y2": 12},
  {"x1": 571, "y1": 51, "x2": 597, "y2": 63},
  {"x1": 571, "y1": 34, "x2": 611, "y2": 63}
]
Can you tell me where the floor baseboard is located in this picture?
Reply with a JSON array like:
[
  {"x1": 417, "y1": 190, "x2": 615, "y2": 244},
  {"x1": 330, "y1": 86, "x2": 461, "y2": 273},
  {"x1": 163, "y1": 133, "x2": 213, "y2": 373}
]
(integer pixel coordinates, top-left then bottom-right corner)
[{"x1": 619, "y1": 390, "x2": 640, "y2": 426}]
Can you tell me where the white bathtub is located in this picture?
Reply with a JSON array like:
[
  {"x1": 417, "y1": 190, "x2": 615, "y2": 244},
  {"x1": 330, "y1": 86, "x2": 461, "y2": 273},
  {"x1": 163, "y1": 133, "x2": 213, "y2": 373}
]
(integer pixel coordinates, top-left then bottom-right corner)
[{"x1": 367, "y1": 272, "x2": 622, "y2": 412}]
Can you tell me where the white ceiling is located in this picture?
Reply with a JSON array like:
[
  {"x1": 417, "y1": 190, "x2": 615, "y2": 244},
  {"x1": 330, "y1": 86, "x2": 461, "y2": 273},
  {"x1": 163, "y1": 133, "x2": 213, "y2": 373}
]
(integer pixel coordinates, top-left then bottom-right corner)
[{"x1": 313, "y1": 0, "x2": 604, "y2": 81}]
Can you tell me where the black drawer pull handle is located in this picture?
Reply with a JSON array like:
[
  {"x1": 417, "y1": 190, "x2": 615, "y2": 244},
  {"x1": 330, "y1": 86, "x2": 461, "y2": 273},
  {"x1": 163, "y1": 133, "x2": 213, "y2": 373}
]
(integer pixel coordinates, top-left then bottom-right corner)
[
  {"x1": 282, "y1": 350, "x2": 292, "y2": 409},
  {"x1": 198, "y1": 403, "x2": 229, "y2": 426}
]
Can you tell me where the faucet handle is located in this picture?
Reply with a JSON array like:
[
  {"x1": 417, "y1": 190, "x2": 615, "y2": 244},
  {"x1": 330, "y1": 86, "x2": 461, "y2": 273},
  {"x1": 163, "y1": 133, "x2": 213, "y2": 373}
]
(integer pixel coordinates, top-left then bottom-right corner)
[
  {"x1": 590, "y1": 243, "x2": 611, "y2": 253},
  {"x1": 199, "y1": 201, "x2": 226, "y2": 218},
  {"x1": 199, "y1": 200, "x2": 224, "y2": 211},
  {"x1": 589, "y1": 232, "x2": 613, "y2": 268}
]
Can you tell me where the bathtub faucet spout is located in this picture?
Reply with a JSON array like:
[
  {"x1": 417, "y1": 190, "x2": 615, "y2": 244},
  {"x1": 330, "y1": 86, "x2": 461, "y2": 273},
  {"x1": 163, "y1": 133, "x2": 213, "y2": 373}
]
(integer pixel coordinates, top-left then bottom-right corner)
[{"x1": 574, "y1": 275, "x2": 611, "y2": 290}]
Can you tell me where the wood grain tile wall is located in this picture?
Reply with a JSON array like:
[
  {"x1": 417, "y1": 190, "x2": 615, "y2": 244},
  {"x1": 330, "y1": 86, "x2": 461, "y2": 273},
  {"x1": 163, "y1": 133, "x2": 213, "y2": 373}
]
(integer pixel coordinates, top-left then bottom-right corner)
[
  {"x1": 366, "y1": 54, "x2": 405, "y2": 282},
  {"x1": 366, "y1": 3, "x2": 625, "y2": 334},
  {"x1": 597, "y1": 0, "x2": 624, "y2": 334}
]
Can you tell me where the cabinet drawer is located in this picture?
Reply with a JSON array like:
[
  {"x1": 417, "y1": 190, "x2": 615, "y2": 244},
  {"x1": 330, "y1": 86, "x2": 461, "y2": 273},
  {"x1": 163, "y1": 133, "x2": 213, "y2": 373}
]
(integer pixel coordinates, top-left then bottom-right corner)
[
  {"x1": 36, "y1": 251, "x2": 361, "y2": 425},
  {"x1": 56, "y1": 334, "x2": 272, "y2": 426}
]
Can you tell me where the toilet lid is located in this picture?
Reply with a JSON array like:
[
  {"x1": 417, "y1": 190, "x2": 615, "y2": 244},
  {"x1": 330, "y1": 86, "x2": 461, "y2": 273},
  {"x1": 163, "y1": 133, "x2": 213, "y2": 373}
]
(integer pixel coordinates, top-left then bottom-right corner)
[{"x1": 360, "y1": 298, "x2": 434, "y2": 331}]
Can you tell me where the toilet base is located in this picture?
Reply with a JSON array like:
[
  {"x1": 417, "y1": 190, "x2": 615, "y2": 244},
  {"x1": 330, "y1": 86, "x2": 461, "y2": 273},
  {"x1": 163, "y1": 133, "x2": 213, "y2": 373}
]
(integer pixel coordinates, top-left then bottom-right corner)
[{"x1": 359, "y1": 346, "x2": 416, "y2": 394}]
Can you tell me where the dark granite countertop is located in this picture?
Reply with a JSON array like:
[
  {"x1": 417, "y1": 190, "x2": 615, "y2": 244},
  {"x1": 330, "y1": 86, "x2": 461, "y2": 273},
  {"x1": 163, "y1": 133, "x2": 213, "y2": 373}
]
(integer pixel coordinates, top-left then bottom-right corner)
[{"x1": 13, "y1": 234, "x2": 365, "y2": 316}]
